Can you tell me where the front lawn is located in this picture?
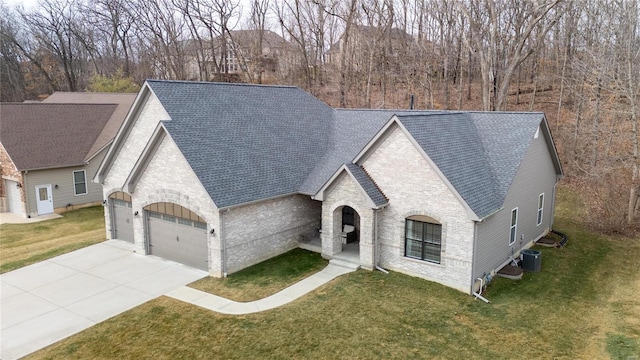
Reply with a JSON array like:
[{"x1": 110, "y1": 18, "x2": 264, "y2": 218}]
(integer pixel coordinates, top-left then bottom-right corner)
[
  {"x1": 0, "y1": 206, "x2": 106, "y2": 273},
  {"x1": 25, "y1": 187, "x2": 640, "y2": 359},
  {"x1": 189, "y1": 248, "x2": 328, "y2": 302}
]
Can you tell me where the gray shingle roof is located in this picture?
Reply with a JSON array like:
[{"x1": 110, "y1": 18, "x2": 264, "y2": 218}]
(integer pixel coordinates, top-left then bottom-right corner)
[
  {"x1": 147, "y1": 80, "x2": 333, "y2": 208},
  {"x1": 0, "y1": 103, "x2": 116, "y2": 170},
  {"x1": 144, "y1": 80, "x2": 550, "y2": 218},
  {"x1": 397, "y1": 112, "x2": 543, "y2": 218},
  {"x1": 346, "y1": 163, "x2": 388, "y2": 207},
  {"x1": 299, "y1": 109, "x2": 399, "y2": 194}
]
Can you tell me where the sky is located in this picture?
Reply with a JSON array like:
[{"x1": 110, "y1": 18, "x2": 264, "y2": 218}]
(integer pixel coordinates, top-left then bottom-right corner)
[{"x1": 5, "y1": 0, "x2": 37, "y2": 9}]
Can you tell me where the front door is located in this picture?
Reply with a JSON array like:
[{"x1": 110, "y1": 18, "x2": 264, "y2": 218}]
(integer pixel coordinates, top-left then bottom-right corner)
[{"x1": 35, "y1": 184, "x2": 53, "y2": 215}]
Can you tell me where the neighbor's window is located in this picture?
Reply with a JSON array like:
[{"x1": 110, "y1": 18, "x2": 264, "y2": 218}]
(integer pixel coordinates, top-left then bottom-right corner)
[
  {"x1": 73, "y1": 170, "x2": 87, "y2": 195},
  {"x1": 509, "y1": 208, "x2": 518, "y2": 245},
  {"x1": 537, "y1": 193, "x2": 544, "y2": 226},
  {"x1": 405, "y1": 217, "x2": 442, "y2": 264}
]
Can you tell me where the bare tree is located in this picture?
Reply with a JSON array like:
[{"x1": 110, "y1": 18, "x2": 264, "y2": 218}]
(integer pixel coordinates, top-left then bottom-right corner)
[{"x1": 459, "y1": 0, "x2": 562, "y2": 111}]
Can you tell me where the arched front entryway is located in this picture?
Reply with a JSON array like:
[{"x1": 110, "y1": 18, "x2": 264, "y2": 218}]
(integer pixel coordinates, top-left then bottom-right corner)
[
  {"x1": 109, "y1": 191, "x2": 133, "y2": 242},
  {"x1": 332, "y1": 205, "x2": 361, "y2": 260}
]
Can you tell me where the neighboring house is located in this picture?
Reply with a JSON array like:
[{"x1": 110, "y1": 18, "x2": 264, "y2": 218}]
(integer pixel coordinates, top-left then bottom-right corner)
[
  {"x1": 326, "y1": 25, "x2": 416, "y2": 72},
  {"x1": 183, "y1": 30, "x2": 295, "y2": 83},
  {"x1": 0, "y1": 92, "x2": 135, "y2": 218},
  {"x1": 95, "y1": 80, "x2": 562, "y2": 294}
]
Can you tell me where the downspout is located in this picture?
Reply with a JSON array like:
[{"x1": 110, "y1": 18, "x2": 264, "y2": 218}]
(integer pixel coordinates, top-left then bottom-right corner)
[
  {"x1": 471, "y1": 219, "x2": 490, "y2": 303},
  {"x1": 550, "y1": 181, "x2": 559, "y2": 231},
  {"x1": 221, "y1": 209, "x2": 228, "y2": 277},
  {"x1": 473, "y1": 277, "x2": 491, "y2": 303},
  {"x1": 470, "y1": 220, "x2": 478, "y2": 295}
]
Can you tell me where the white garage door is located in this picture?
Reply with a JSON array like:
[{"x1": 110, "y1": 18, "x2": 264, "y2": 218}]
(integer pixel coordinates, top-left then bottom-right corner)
[
  {"x1": 111, "y1": 199, "x2": 134, "y2": 242},
  {"x1": 5, "y1": 179, "x2": 23, "y2": 214},
  {"x1": 147, "y1": 211, "x2": 208, "y2": 270}
]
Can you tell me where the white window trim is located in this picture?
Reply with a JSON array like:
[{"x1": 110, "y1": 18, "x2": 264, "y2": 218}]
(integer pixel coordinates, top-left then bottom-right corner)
[
  {"x1": 509, "y1": 207, "x2": 518, "y2": 246},
  {"x1": 73, "y1": 170, "x2": 88, "y2": 196},
  {"x1": 537, "y1": 193, "x2": 545, "y2": 226}
]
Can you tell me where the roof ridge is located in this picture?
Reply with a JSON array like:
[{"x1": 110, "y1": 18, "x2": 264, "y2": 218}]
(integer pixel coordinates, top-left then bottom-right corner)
[
  {"x1": 146, "y1": 79, "x2": 298, "y2": 90},
  {"x1": 359, "y1": 164, "x2": 389, "y2": 203}
]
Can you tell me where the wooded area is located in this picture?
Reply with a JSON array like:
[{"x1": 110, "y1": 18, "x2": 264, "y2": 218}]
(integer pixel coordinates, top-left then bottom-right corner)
[{"x1": 1, "y1": 0, "x2": 638, "y2": 234}]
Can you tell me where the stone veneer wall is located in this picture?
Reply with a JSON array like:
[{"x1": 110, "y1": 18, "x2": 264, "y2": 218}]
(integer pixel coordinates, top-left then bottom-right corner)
[{"x1": 362, "y1": 126, "x2": 476, "y2": 293}]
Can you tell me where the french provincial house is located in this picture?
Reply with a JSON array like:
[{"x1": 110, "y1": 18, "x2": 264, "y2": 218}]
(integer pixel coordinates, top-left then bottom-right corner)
[
  {"x1": 95, "y1": 80, "x2": 562, "y2": 294},
  {"x1": 0, "y1": 92, "x2": 135, "y2": 218}
]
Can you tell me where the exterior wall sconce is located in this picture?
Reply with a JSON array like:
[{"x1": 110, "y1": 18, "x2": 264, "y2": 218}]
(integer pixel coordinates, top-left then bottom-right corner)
[
  {"x1": 54, "y1": 184, "x2": 59, "y2": 189},
  {"x1": 210, "y1": 228, "x2": 215, "y2": 235},
  {"x1": 16, "y1": 183, "x2": 21, "y2": 188},
  {"x1": 102, "y1": 200, "x2": 107, "y2": 206},
  {"x1": 134, "y1": 211, "x2": 139, "y2": 216}
]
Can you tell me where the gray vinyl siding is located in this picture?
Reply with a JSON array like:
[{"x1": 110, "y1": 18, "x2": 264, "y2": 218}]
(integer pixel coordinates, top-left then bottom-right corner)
[
  {"x1": 24, "y1": 149, "x2": 107, "y2": 216},
  {"x1": 473, "y1": 127, "x2": 559, "y2": 282}
]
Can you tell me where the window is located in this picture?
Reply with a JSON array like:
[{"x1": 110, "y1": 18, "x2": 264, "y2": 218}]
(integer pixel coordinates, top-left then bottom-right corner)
[
  {"x1": 73, "y1": 170, "x2": 87, "y2": 195},
  {"x1": 509, "y1": 208, "x2": 518, "y2": 245},
  {"x1": 537, "y1": 193, "x2": 544, "y2": 226},
  {"x1": 405, "y1": 218, "x2": 442, "y2": 264}
]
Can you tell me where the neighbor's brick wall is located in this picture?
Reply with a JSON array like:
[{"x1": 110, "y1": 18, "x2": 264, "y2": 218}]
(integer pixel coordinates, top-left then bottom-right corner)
[
  {"x1": 102, "y1": 92, "x2": 171, "y2": 241},
  {"x1": 223, "y1": 194, "x2": 321, "y2": 274},
  {"x1": 320, "y1": 171, "x2": 375, "y2": 269},
  {"x1": 0, "y1": 142, "x2": 24, "y2": 213},
  {"x1": 362, "y1": 125, "x2": 475, "y2": 293},
  {"x1": 132, "y1": 136, "x2": 221, "y2": 276}
]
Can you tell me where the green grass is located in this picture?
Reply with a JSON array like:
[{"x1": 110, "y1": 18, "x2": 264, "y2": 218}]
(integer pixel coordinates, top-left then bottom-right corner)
[
  {"x1": 25, "y1": 186, "x2": 640, "y2": 359},
  {"x1": 189, "y1": 248, "x2": 328, "y2": 301},
  {"x1": 0, "y1": 206, "x2": 106, "y2": 273}
]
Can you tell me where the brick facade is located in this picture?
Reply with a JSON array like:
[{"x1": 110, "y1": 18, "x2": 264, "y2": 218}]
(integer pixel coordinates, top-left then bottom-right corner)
[
  {"x1": 320, "y1": 171, "x2": 375, "y2": 269},
  {"x1": 224, "y1": 194, "x2": 321, "y2": 274},
  {"x1": 132, "y1": 136, "x2": 221, "y2": 275},
  {"x1": 0, "y1": 143, "x2": 25, "y2": 215},
  {"x1": 102, "y1": 91, "x2": 322, "y2": 278},
  {"x1": 320, "y1": 125, "x2": 476, "y2": 293},
  {"x1": 101, "y1": 93, "x2": 170, "y2": 243}
]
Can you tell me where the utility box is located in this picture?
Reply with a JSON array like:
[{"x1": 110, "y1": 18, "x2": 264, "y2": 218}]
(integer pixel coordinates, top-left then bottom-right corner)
[{"x1": 521, "y1": 249, "x2": 542, "y2": 272}]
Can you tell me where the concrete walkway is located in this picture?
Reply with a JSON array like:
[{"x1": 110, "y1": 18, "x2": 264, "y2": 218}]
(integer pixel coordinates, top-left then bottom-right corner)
[
  {"x1": 167, "y1": 260, "x2": 358, "y2": 314},
  {"x1": 0, "y1": 212, "x2": 62, "y2": 224},
  {"x1": 0, "y1": 240, "x2": 207, "y2": 360},
  {"x1": 1, "y1": 237, "x2": 359, "y2": 359}
]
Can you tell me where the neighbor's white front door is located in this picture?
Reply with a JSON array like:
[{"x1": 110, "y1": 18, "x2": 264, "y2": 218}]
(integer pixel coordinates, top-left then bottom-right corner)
[{"x1": 35, "y1": 184, "x2": 53, "y2": 215}]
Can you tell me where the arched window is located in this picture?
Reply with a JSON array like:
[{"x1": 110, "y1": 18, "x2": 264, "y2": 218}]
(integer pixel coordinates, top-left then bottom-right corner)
[{"x1": 405, "y1": 215, "x2": 442, "y2": 264}]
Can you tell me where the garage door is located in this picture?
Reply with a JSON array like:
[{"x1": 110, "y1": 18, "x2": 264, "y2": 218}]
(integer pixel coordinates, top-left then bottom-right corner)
[
  {"x1": 5, "y1": 179, "x2": 23, "y2": 214},
  {"x1": 111, "y1": 199, "x2": 134, "y2": 242},
  {"x1": 147, "y1": 210, "x2": 208, "y2": 270},
  {"x1": 109, "y1": 192, "x2": 134, "y2": 242}
]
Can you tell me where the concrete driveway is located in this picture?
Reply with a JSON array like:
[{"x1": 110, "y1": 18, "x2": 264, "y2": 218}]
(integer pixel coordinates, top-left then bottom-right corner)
[{"x1": 0, "y1": 240, "x2": 207, "y2": 360}]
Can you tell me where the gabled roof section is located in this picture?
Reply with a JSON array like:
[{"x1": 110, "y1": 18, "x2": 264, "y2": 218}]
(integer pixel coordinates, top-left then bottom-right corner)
[
  {"x1": 345, "y1": 163, "x2": 388, "y2": 207},
  {"x1": 42, "y1": 92, "x2": 136, "y2": 160},
  {"x1": 397, "y1": 113, "x2": 502, "y2": 219},
  {"x1": 395, "y1": 111, "x2": 548, "y2": 219},
  {"x1": 313, "y1": 163, "x2": 388, "y2": 208},
  {"x1": 147, "y1": 80, "x2": 334, "y2": 209},
  {"x1": 467, "y1": 112, "x2": 550, "y2": 198},
  {"x1": 300, "y1": 109, "x2": 400, "y2": 195},
  {"x1": 0, "y1": 103, "x2": 116, "y2": 171}
]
